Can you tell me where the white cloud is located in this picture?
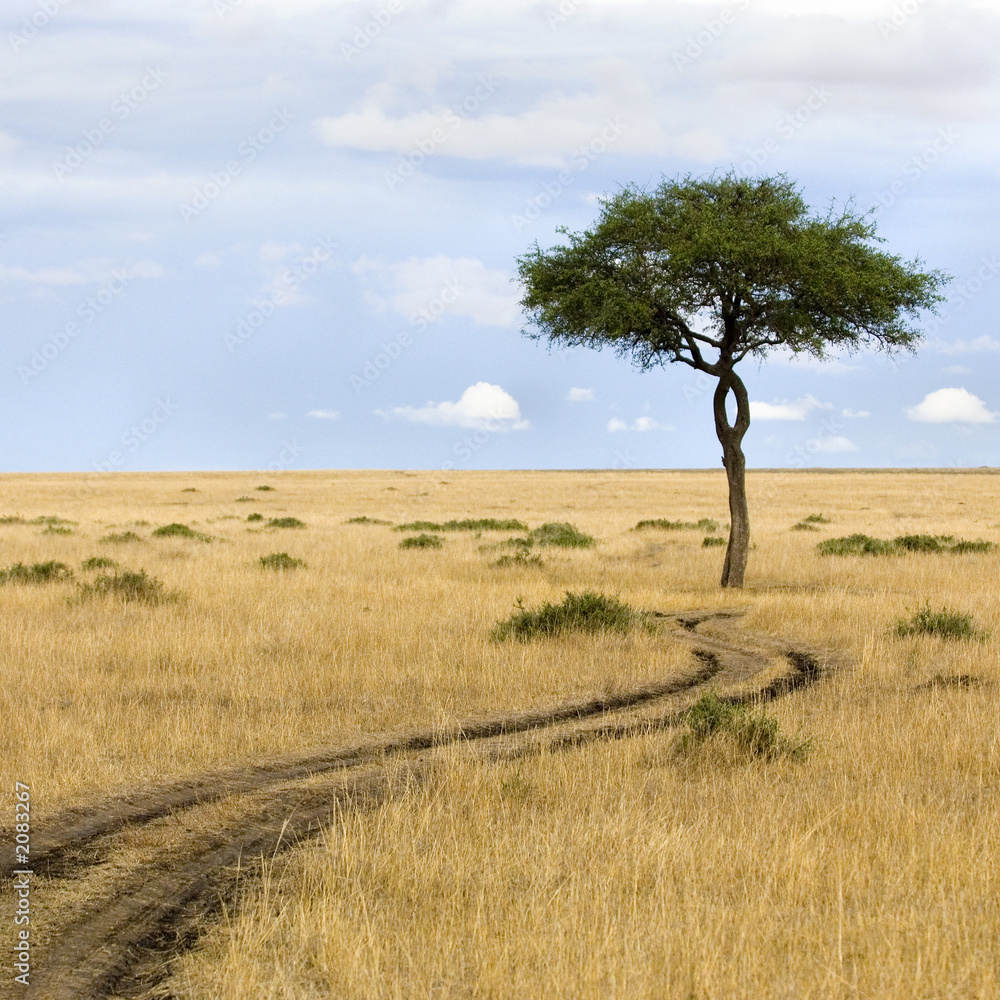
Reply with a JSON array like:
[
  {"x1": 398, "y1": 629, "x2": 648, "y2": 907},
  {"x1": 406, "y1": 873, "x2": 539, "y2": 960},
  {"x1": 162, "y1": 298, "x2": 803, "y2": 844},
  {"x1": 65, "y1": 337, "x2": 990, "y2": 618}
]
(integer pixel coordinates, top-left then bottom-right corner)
[
  {"x1": 195, "y1": 253, "x2": 221, "y2": 268},
  {"x1": 567, "y1": 387, "x2": 594, "y2": 401},
  {"x1": 382, "y1": 382, "x2": 529, "y2": 430},
  {"x1": 813, "y1": 436, "x2": 859, "y2": 454},
  {"x1": 930, "y1": 336, "x2": 1000, "y2": 354},
  {"x1": 607, "y1": 416, "x2": 672, "y2": 432},
  {"x1": 842, "y1": 408, "x2": 870, "y2": 418},
  {"x1": 0, "y1": 130, "x2": 19, "y2": 155},
  {"x1": 269, "y1": 412, "x2": 287, "y2": 420},
  {"x1": 307, "y1": 409, "x2": 340, "y2": 419},
  {"x1": 750, "y1": 396, "x2": 833, "y2": 421},
  {"x1": 353, "y1": 255, "x2": 520, "y2": 327},
  {"x1": 906, "y1": 387, "x2": 998, "y2": 424}
]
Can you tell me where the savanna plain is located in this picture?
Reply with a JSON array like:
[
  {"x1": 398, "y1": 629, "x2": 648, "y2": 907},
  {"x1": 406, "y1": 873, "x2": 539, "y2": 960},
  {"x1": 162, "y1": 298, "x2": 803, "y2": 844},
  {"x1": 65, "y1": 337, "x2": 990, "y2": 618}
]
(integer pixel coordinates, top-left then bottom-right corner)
[{"x1": 1, "y1": 469, "x2": 998, "y2": 1000}]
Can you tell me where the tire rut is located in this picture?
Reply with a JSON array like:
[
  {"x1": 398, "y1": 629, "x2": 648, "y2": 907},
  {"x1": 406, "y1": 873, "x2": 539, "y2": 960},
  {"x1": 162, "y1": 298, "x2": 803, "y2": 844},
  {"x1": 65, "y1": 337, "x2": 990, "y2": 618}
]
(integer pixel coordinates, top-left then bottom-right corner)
[{"x1": 2, "y1": 610, "x2": 846, "y2": 1000}]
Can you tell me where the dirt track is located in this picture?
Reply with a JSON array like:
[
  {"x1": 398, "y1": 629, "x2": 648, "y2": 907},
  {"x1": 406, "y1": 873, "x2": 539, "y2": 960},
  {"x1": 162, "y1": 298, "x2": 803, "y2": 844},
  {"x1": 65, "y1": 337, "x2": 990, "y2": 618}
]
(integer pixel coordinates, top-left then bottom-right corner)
[{"x1": 0, "y1": 610, "x2": 846, "y2": 1000}]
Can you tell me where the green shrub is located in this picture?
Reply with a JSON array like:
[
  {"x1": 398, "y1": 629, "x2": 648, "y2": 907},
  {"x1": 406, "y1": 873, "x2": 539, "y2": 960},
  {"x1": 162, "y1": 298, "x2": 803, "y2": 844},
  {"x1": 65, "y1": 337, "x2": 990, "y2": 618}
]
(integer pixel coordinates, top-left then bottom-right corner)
[
  {"x1": 526, "y1": 522, "x2": 595, "y2": 548},
  {"x1": 235, "y1": 496, "x2": 255, "y2": 502},
  {"x1": 894, "y1": 605, "x2": 988, "y2": 641},
  {"x1": 100, "y1": 531, "x2": 142, "y2": 544},
  {"x1": 267, "y1": 517, "x2": 305, "y2": 529},
  {"x1": 817, "y1": 534, "x2": 897, "y2": 556},
  {"x1": 702, "y1": 536, "x2": 726, "y2": 547},
  {"x1": 399, "y1": 533, "x2": 443, "y2": 549},
  {"x1": 181, "y1": 487, "x2": 197, "y2": 492},
  {"x1": 29, "y1": 516, "x2": 76, "y2": 527},
  {"x1": 0, "y1": 561, "x2": 74, "y2": 584},
  {"x1": 346, "y1": 516, "x2": 392, "y2": 525},
  {"x1": 81, "y1": 557, "x2": 118, "y2": 571},
  {"x1": 894, "y1": 534, "x2": 950, "y2": 552},
  {"x1": 247, "y1": 513, "x2": 264, "y2": 522},
  {"x1": 41, "y1": 525, "x2": 73, "y2": 536},
  {"x1": 493, "y1": 551, "x2": 544, "y2": 568},
  {"x1": 792, "y1": 521, "x2": 820, "y2": 531},
  {"x1": 634, "y1": 518, "x2": 719, "y2": 532},
  {"x1": 678, "y1": 693, "x2": 812, "y2": 762},
  {"x1": 259, "y1": 552, "x2": 305, "y2": 570},
  {"x1": 802, "y1": 513, "x2": 830, "y2": 524},
  {"x1": 394, "y1": 518, "x2": 527, "y2": 532},
  {"x1": 152, "y1": 523, "x2": 210, "y2": 541},
  {"x1": 78, "y1": 570, "x2": 172, "y2": 604},
  {"x1": 0, "y1": 515, "x2": 25, "y2": 525},
  {"x1": 492, "y1": 590, "x2": 640, "y2": 641},
  {"x1": 256, "y1": 485, "x2": 275, "y2": 491},
  {"x1": 951, "y1": 539, "x2": 995, "y2": 554}
]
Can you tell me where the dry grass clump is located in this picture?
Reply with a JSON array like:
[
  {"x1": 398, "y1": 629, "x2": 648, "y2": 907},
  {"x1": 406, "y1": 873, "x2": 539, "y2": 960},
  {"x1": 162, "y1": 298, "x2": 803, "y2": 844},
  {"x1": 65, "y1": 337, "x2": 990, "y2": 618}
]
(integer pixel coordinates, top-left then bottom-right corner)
[
  {"x1": 399, "y1": 533, "x2": 444, "y2": 550},
  {"x1": 894, "y1": 605, "x2": 989, "y2": 641},
  {"x1": 77, "y1": 569, "x2": 175, "y2": 604},
  {"x1": 0, "y1": 560, "x2": 74, "y2": 584},
  {"x1": 259, "y1": 552, "x2": 305, "y2": 570}
]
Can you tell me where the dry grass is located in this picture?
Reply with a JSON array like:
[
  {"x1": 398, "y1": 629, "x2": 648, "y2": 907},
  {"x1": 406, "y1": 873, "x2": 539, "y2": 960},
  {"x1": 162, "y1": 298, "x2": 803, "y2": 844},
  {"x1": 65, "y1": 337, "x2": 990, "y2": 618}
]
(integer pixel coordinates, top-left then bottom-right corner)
[{"x1": 2, "y1": 469, "x2": 999, "y2": 998}]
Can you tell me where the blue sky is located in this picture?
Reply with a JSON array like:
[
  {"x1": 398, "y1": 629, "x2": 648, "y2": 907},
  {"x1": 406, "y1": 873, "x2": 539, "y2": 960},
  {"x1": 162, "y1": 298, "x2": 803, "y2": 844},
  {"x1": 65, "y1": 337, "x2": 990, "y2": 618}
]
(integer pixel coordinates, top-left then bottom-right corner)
[{"x1": 2, "y1": 0, "x2": 999, "y2": 472}]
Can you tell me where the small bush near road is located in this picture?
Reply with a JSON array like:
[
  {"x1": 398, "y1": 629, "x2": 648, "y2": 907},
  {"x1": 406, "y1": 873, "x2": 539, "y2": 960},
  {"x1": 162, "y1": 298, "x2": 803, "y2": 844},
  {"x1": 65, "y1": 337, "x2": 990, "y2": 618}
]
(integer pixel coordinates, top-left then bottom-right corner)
[
  {"x1": 677, "y1": 693, "x2": 813, "y2": 762},
  {"x1": 0, "y1": 561, "x2": 74, "y2": 584},
  {"x1": 492, "y1": 591, "x2": 640, "y2": 641},
  {"x1": 259, "y1": 552, "x2": 305, "y2": 570},
  {"x1": 894, "y1": 606, "x2": 988, "y2": 641},
  {"x1": 399, "y1": 534, "x2": 444, "y2": 550}
]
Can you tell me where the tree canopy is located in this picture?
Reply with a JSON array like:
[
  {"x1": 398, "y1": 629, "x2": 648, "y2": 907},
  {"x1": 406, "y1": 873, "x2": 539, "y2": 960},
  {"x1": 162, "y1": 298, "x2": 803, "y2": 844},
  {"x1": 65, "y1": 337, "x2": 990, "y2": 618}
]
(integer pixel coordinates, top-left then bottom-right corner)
[{"x1": 517, "y1": 173, "x2": 948, "y2": 587}]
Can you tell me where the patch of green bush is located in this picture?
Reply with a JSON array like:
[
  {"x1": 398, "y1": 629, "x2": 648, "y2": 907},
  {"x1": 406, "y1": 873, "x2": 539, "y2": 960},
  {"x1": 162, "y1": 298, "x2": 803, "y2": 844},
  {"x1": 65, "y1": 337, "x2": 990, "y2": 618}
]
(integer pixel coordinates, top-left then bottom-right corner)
[
  {"x1": 100, "y1": 531, "x2": 143, "y2": 544},
  {"x1": 78, "y1": 569, "x2": 173, "y2": 604},
  {"x1": 256, "y1": 485, "x2": 275, "y2": 491},
  {"x1": 0, "y1": 515, "x2": 25, "y2": 525},
  {"x1": 152, "y1": 523, "x2": 211, "y2": 541},
  {"x1": 235, "y1": 496, "x2": 255, "y2": 502},
  {"x1": 634, "y1": 518, "x2": 719, "y2": 532},
  {"x1": 894, "y1": 534, "x2": 951, "y2": 552},
  {"x1": 29, "y1": 516, "x2": 77, "y2": 527},
  {"x1": 894, "y1": 605, "x2": 988, "y2": 641},
  {"x1": 81, "y1": 557, "x2": 118, "y2": 571},
  {"x1": 818, "y1": 533, "x2": 991, "y2": 557},
  {"x1": 259, "y1": 552, "x2": 305, "y2": 570},
  {"x1": 526, "y1": 522, "x2": 595, "y2": 548},
  {"x1": 817, "y1": 534, "x2": 900, "y2": 556},
  {"x1": 0, "y1": 561, "x2": 74, "y2": 584},
  {"x1": 677, "y1": 693, "x2": 813, "y2": 762},
  {"x1": 267, "y1": 517, "x2": 305, "y2": 529},
  {"x1": 394, "y1": 518, "x2": 527, "y2": 532},
  {"x1": 247, "y1": 513, "x2": 264, "y2": 522},
  {"x1": 493, "y1": 551, "x2": 544, "y2": 568},
  {"x1": 181, "y1": 487, "x2": 198, "y2": 492},
  {"x1": 399, "y1": 533, "x2": 444, "y2": 550},
  {"x1": 950, "y1": 539, "x2": 995, "y2": 554},
  {"x1": 702, "y1": 536, "x2": 726, "y2": 547},
  {"x1": 491, "y1": 590, "x2": 641, "y2": 641},
  {"x1": 41, "y1": 525, "x2": 73, "y2": 536},
  {"x1": 346, "y1": 516, "x2": 393, "y2": 525}
]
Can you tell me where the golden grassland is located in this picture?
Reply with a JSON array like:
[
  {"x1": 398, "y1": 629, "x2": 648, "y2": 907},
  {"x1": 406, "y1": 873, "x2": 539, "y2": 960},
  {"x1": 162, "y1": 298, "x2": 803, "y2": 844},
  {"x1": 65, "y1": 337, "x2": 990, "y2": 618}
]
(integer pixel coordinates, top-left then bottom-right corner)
[{"x1": 2, "y1": 469, "x2": 999, "y2": 998}]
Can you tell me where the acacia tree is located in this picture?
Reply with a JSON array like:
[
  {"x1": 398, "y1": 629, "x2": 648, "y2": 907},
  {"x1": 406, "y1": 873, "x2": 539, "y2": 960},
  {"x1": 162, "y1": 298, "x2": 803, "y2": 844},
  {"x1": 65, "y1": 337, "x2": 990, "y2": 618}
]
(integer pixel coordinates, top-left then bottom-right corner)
[{"x1": 517, "y1": 174, "x2": 947, "y2": 587}]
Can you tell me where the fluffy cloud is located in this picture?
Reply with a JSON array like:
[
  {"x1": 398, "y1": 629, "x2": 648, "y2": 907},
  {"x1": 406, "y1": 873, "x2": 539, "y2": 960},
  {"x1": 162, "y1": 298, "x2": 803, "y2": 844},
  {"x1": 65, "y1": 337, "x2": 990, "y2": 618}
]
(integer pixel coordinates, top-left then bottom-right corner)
[
  {"x1": 905, "y1": 387, "x2": 998, "y2": 423},
  {"x1": 813, "y1": 436, "x2": 859, "y2": 453},
  {"x1": 750, "y1": 396, "x2": 832, "y2": 421},
  {"x1": 842, "y1": 408, "x2": 869, "y2": 418},
  {"x1": 307, "y1": 409, "x2": 340, "y2": 419},
  {"x1": 353, "y1": 255, "x2": 521, "y2": 327},
  {"x1": 382, "y1": 382, "x2": 529, "y2": 430},
  {"x1": 567, "y1": 387, "x2": 594, "y2": 401},
  {"x1": 607, "y1": 416, "x2": 671, "y2": 432},
  {"x1": 930, "y1": 336, "x2": 1000, "y2": 354}
]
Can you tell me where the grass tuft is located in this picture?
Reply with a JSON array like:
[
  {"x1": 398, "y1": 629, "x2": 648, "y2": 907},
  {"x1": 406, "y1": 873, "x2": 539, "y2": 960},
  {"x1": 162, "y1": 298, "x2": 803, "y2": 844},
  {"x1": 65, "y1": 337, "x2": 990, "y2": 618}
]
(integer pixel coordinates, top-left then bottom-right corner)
[
  {"x1": 634, "y1": 518, "x2": 719, "y2": 532},
  {"x1": 234, "y1": 496, "x2": 255, "y2": 502},
  {"x1": 818, "y1": 533, "x2": 991, "y2": 557},
  {"x1": 950, "y1": 539, "x2": 995, "y2": 554},
  {"x1": 702, "y1": 536, "x2": 726, "y2": 548},
  {"x1": 677, "y1": 693, "x2": 813, "y2": 762},
  {"x1": 399, "y1": 534, "x2": 444, "y2": 550},
  {"x1": 78, "y1": 569, "x2": 173, "y2": 604},
  {"x1": 394, "y1": 518, "x2": 527, "y2": 532},
  {"x1": 894, "y1": 605, "x2": 988, "y2": 641},
  {"x1": 41, "y1": 525, "x2": 73, "y2": 535},
  {"x1": 0, "y1": 561, "x2": 74, "y2": 584},
  {"x1": 152, "y1": 523, "x2": 211, "y2": 541},
  {"x1": 817, "y1": 534, "x2": 899, "y2": 556},
  {"x1": 81, "y1": 557, "x2": 118, "y2": 571},
  {"x1": 491, "y1": 590, "x2": 641, "y2": 641},
  {"x1": 99, "y1": 530, "x2": 143, "y2": 545},
  {"x1": 247, "y1": 513, "x2": 264, "y2": 523},
  {"x1": 0, "y1": 515, "x2": 26, "y2": 525},
  {"x1": 259, "y1": 552, "x2": 305, "y2": 570},
  {"x1": 267, "y1": 517, "x2": 306, "y2": 529},
  {"x1": 255, "y1": 485, "x2": 275, "y2": 491},
  {"x1": 527, "y1": 522, "x2": 595, "y2": 548},
  {"x1": 492, "y1": 551, "x2": 544, "y2": 568},
  {"x1": 346, "y1": 516, "x2": 393, "y2": 525}
]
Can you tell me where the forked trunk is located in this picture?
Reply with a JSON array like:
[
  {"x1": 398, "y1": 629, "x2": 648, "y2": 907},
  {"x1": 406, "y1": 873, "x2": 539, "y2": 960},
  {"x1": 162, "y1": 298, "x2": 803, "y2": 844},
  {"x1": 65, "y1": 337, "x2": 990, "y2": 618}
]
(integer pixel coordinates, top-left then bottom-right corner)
[{"x1": 713, "y1": 370, "x2": 751, "y2": 588}]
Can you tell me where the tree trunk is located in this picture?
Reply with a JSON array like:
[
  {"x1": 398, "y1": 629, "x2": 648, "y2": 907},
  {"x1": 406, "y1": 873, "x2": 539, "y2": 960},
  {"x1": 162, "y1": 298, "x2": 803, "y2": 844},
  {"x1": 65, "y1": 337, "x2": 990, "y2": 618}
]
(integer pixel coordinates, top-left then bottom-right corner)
[{"x1": 713, "y1": 370, "x2": 751, "y2": 588}]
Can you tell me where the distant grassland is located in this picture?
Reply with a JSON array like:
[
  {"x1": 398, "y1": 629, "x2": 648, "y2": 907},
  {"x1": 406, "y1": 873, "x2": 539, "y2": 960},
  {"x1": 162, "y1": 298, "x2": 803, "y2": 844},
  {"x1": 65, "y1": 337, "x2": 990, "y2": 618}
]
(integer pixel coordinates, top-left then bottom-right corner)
[{"x1": 1, "y1": 468, "x2": 999, "y2": 999}]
